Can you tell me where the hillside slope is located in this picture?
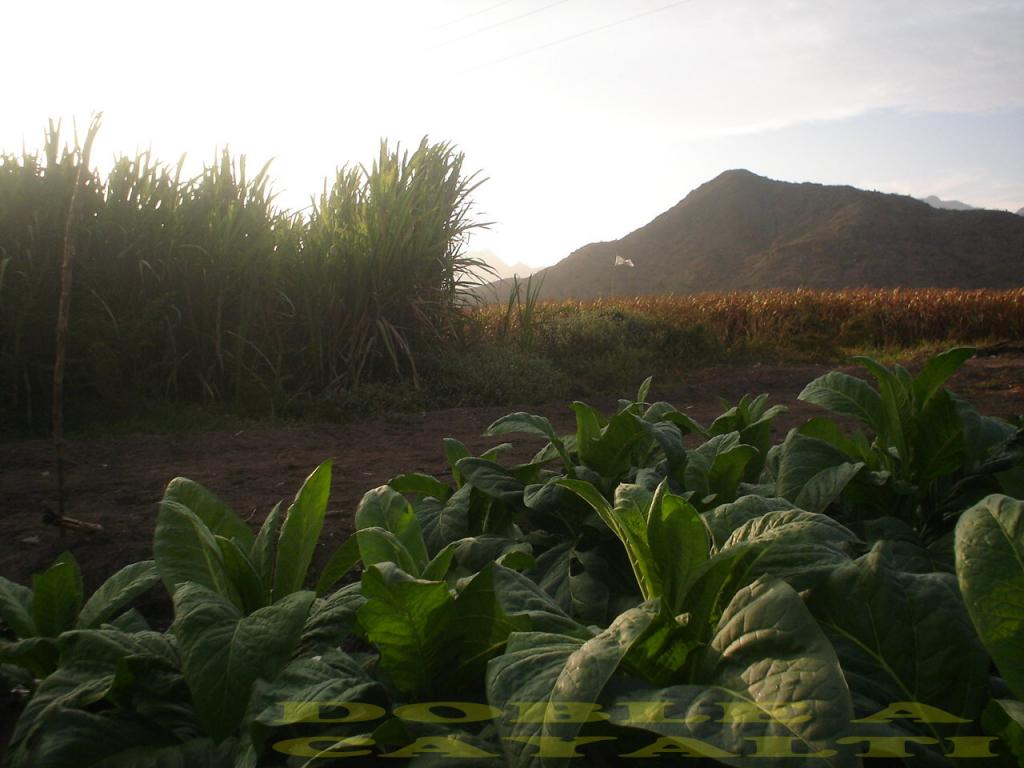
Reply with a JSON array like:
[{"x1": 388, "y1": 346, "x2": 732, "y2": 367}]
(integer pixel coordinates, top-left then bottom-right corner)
[{"x1": 515, "y1": 170, "x2": 1024, "y2": 299}]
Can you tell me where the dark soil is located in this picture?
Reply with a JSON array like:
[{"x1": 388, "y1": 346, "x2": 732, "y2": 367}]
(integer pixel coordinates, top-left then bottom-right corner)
[
  {"x1": 0, "y1": 353, "x2": 1022, "y2": 758},
  {"x1": 1, "y1": 354, "x2": 1022, "y2": 608}
]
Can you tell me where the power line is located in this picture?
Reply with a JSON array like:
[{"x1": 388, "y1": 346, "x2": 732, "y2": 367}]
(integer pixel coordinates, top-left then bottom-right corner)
[
  {"x1": 435, "y1": 0, "x2": 520, "y2": 30},
  {"x1": 429, "y1": 0, "x2": 571, "y2": 51},
  {"x1": 462, "y1": 0, "x2": 698, "y2": 71}
]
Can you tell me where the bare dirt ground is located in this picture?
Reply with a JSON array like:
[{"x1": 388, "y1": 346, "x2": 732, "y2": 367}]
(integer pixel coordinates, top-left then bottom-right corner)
[{"x1": 2, "y1": 354, "x2": 1022, "y2": 606}]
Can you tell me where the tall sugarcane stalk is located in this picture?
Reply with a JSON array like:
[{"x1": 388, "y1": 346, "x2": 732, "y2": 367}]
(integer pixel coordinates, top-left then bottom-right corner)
[{"x1": 52, "y1": 115, "x2": 102, "y2": 535}]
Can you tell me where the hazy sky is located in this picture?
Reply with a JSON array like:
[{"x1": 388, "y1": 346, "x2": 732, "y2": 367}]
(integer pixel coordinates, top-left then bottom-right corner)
[{"x1": 4, "y1": 0, "x2": 1022, "y2": 268}]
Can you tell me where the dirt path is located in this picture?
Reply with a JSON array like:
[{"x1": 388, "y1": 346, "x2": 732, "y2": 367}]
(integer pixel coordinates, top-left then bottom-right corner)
[{"x1": 2, "y1": 354, "x2": 1022, "y2": 598}]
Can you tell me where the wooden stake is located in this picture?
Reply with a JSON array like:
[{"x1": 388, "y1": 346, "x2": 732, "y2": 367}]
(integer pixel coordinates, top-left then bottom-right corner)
[{"x1": 52, "y1": 114, "x2": 102, "y2": 536}]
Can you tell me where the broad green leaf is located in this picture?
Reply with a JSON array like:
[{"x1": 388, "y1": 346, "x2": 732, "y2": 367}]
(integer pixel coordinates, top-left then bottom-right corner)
[
  {"x1": 614, "y1": 482, "x2": 654, "y2": 519},
  {"x1": 448, "y1": 565, "x2": 532, "y2": 690},
  {"x1": 705, "y1": 444, "x2": 757, "y2": 502},
  {"x1": 498, "y1": 549, "x2": 536, "y2": 572},
  {"x1": 0, "y1": 575, "x2": 37, "y2": 638},
  {"x1": 488, "y1": 564, "x2": 586, "y2": 637},
  {"x1": 673, "y1": 546, "x2": 764, "y2": 647},
  {"x1": 736, "y1": 407, "x2": 787, "y2": 481},
  {"x1": 421, "y1": 539, "x2": 462, "y2": 581},
  {"x1": 722, "y1": 509, "x2": 858, "y2": 554},
  {"x1": 646, "y1": 484, "x2": 709, "y2": 614},
  {"x1": 154, "y1": 500, "x2": 237, "y2": 603},
  {"x1": 799, "y1": 416, "x2": 874, "y2": 464},
  {"x1": 876, "y1": 536, "x2": 956, "y2": 575},
  {"x1": 161, "y1": 476, "x2": 254, "y2": 551},
  {"x1": 771, "y1": 430, "x2": 855, "y2": 504},
  {"x1": 851, "y1": 355, "x2": 910, "y2": 458},
  {"x1": 251, "y1": 500, "x2": 284, "y2": 601},
  {"x1": 722, "y1": 509, "x2": 858, "y2": 589},
  {"x1": 913, "y1": 346, "x2": 974, "y2": 407},
  {"x1": 59, "y1": 626, "x2": 180, "y2": 668},
  {"x1": 484, "y1": 630, "x2": 587, "y2": 767},
  {"x1": 809, "y1": 542, "x2": 989, "y2": 741},
  {"x1": 357, "y1": 527, "x2": 422, "y2": 575},
  {"x1": 357, "y1": 563, "x2": 457, "y2": 698},
  {"x1": 982, "y1": 698, "x2": 1024, "y2": 765},
  {"x1": 456, "y1": 458, "x2": 526, "y2": 503},
  {"x1": 247, "y1": 649, "x2": 389, "y2": 754},
  {"x1": 315, "y1": 534, "x2": 361, "y2": 596},
  {"x1": 8, "y1": 660, "x2": 118, "y2": 762},
  {"x1": 486, "y1": 605, "x2": 658, "y2": 768},
  {"x1": 216, "y1": 536, "x2": 265, "y2": 613},
  {"x1": 912, "y1": 389, "x2": 965, "y2": 482},
  {"x1": 355, "y1": 485, "x2": 429, "y2": 570},
  {"x1": 798, "y1": 370, "x2": 885, "y2": 430},
  {"x1": 273, "y1": 460, "x2": 332, "y2": 601},
  {"x1": 530, "y1": 439, "x2": 567, "y2": 466},
  {"x1": 955, "y1": 394, "x2": 1017, "y2": 465},
  {"x1": 643, "y1": 401, "x2": 706, "y2": 437},
  {"x1": 703, "y1": 495, "x2": 798, "y2": 549},
  {"x1": 172, "y1": 583, "x2": 314, "y2": 739},
  {"x1": 77, "y1": 560, "x2": 159, "y2": 629},
  {"x1": 635, "y1": 418, "x2": 687, "y2": 472},
  {"x1": 793, "y1": 462, "x2": 864, "y2": 514},
  {"x1": 19, "y1": 709, "x2": 179, "y2": 768},
  {"x1": 708, "y1": 395, "x2": 786, "y2": 460},
  {"x1": 32, "y1": 552, "x2": 83, "y2": 638},
  {"x1": 558, "y1": 479, "x2": 660, "y2": 602},
  {"x1": 636, "y1": 375, "x2": 653, "y2": 405},
  {"x1": 389, "y1": 472, "x2": 452, "y2": 502},
  {"x1": 481, "y1": 442, "x2": 515, "y2": 463},
  {"x1": 417, "y1": 485, "x2": 473, "y2": 555},
  {"x1": 573, "y1": 403, "x2": 647, "y2": 478},
  {"x1": 485, "y1": 412, "x2": 571, "y2": 467},
  {"x1": 528, "y1": 542, "x2": 612, "y2": 625},
  {"x1": 522, "y1": 478, "x2": 572, "y2": 516},
  {"x1": 956, "y1": 494, "x2": 1024, "y2": 699},
  {"x1": 607, "y1": 579, "x2": 857, "y2": 768},
  {"x1": 106, "y1": 608, "x2": 149, "y2": 633},
  {"x1": 620, "y1": 603, "x2": 702, "y2": 686},
  {"x1": 448, "y1": 535, "x2": 529, "y2": 574},
  {"x1": 299, "y1": 582, "x2": 366, "y2": 655},
  {"x1": 684, "y1": 433, "x2": 755, "y2": 508},
  {"x1": 505, "y1": 460, "x2": 552, "y2": 483},
  {"x1": 0, "y1": 636, "x2": 58, "y2": 677},
  {"x1": 443, "y1": 437, "x2": 471, "y2": 486}
]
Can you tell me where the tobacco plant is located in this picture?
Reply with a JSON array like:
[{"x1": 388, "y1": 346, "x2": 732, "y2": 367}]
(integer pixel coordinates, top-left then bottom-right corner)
[
  {"x1": 3, "y1": 348, "x2": 1023, "y2": 766},
  {"x1": 796, "y1": 347, "x2": 1024, "y2": 541}
]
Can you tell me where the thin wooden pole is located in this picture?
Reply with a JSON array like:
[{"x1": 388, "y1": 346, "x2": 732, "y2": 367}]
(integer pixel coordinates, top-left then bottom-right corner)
[{"x1": 52, "y1": 114, "x2": 102, "y2": 536}]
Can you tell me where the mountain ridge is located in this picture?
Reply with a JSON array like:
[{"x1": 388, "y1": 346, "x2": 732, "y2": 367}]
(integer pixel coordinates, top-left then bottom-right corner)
[
  {"x1": 920, "y1": 195, "x2": 978, "y2": 211},
  {"x1": 498, "y1": 170, "x2": 1024, "y2": 299}
]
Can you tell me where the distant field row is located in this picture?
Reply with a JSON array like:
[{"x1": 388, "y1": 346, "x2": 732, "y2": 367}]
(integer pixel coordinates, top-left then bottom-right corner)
[
  {"x1": 5, "y1": 279, "x2": 1023, "y2": 435},
  {"x1": 468, "y1": 287, "x2": 1024, "y2": 390},
  {"x1": 474, "y1": 286, "x2": 1024, "y2": 350}
]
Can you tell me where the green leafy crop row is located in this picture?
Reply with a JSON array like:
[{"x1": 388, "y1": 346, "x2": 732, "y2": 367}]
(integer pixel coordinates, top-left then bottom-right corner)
[{"x1": 2, "y1": 348, "x2": 1023, "y2": 766}]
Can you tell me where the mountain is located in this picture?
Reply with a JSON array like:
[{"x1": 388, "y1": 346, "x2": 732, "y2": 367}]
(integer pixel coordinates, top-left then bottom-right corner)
[
  {"x1": 466, "y1": 249, "x2": 534, "y2": 282},
  {"x1": 919, "y1": 195, "x2": 978, "y2": 211},
  {"x1": 1017, "y1": 207, "x2": 1024, "y2": 217},
  {"x1": 510, "y1": 170, "x2": 1024, "y2": 300}
]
